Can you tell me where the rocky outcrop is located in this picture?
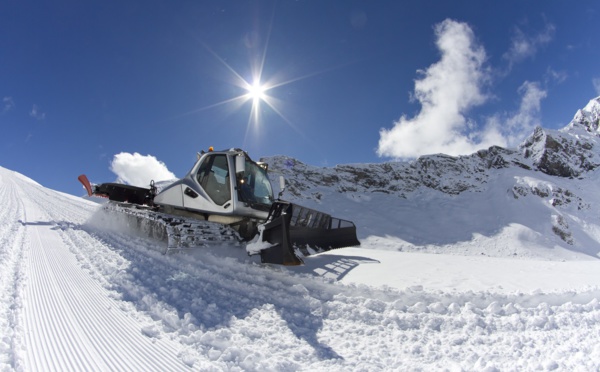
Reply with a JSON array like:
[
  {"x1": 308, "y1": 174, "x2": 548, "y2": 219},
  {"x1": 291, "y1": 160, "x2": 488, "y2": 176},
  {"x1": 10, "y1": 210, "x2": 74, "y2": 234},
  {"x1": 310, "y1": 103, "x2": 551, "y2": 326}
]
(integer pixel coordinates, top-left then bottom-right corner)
[{"x1": 520, "y1": 97, "x2": 600, "y2": 178}]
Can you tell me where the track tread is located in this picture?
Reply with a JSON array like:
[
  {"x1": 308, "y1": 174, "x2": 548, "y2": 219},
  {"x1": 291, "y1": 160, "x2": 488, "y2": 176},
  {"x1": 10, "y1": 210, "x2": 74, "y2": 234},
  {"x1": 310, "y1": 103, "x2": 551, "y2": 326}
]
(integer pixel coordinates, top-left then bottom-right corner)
[{"x1": 106, "y1": 203, "x2": 242, "y2": 253}]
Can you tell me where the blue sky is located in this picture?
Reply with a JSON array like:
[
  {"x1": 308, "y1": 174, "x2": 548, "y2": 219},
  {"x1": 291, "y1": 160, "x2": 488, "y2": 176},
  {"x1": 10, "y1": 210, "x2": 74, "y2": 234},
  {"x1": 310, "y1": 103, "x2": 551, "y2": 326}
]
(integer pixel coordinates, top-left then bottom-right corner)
[{"x1": 1, "y1": 1, "x2": 599, "y2": 196}]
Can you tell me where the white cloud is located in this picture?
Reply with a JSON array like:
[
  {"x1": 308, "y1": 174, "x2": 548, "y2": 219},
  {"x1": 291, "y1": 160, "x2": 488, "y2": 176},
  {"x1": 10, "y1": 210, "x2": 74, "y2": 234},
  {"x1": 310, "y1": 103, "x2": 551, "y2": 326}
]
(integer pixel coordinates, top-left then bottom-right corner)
[
  {"x1": 489, "y1": 81, "x2": 547, "y2": 147},
  {"x1": 29, "y1": 104, "x2": 46, "y2": 120},
  {"x1": 503, "y1": 22, "x2": 555, "y2": 69},
  {"x1": 593, "y1": 78, "x2": 600, "y2": 96},
  {"x1": 3, "y1": 97, "x2": 15, "y2": 113},
  {"x1": 110, "y1": 152, "x2": 176, "y2": 187},
  {"x1": 545, "y1": 67, "x2": 567, "y2": 84},
  {"x1": 377, "y1": 19, "x2": 552, "y2": 160},
  {"x1": 377, "y1": 19, "x2": 498, "y2": 159}
]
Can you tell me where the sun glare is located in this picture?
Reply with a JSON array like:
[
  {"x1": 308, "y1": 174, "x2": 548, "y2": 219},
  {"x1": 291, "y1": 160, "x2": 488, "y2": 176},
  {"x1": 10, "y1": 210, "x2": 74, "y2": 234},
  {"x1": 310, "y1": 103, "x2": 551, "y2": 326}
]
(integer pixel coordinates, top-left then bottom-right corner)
[
  {"x1": 246, "y1": 81, "x2": 267, "y2": 103},
  {"x1": 191, "y1": 38, "x2": 315, "y2": 146},
  {"x1": 243, "y1": 78, "x2": 272, "y2": 127}
]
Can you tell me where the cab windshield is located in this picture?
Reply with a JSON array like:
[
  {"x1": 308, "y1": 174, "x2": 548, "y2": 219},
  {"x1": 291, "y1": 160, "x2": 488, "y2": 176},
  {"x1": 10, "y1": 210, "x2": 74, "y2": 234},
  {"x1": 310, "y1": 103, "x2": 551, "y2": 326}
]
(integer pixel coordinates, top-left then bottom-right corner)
[{"x1": 238, "y1": 159, "x2": 274, "y2": 209}]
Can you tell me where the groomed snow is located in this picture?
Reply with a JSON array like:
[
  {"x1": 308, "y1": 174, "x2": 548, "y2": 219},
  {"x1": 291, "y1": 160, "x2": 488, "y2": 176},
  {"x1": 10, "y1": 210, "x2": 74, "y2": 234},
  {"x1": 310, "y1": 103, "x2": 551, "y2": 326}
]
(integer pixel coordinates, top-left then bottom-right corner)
[{"x1": 1, "y1": 164, "x2": 600, "y2": 371}]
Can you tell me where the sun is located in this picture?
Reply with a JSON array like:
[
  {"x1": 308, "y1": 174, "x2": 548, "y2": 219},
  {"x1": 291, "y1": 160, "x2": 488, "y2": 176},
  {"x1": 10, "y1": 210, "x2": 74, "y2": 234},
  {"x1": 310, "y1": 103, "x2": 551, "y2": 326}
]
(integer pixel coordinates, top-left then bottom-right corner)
[
  {"x1": 246, "y1": 81, "x2": 267, "y2": 104},
  {"x1": 187, "y1": 39, "x2": 317, "y2": 145},
  {"x1": 242, "y1": 78, "x2": 273, "y2": 127}
]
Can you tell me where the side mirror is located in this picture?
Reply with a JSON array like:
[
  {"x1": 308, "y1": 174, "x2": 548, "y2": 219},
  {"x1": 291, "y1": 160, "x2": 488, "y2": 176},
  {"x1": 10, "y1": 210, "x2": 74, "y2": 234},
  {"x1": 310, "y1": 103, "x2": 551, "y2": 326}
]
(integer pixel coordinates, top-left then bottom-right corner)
[
  {"x1": 235, "y1": 155, "x2": 245, "y2": 175},
  {"x1": 278, "y1": 176, "x2": 286, "y2": 199}
]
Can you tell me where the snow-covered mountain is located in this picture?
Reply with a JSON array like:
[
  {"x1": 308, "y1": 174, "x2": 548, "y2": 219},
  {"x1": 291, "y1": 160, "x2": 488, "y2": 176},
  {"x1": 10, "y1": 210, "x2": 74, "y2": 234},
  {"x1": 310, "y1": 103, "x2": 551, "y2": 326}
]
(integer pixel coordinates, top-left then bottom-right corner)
[
  {"x1": 269, "y1": 97, "x2": 600, "y2": 195},
  {"x1": 263, "y1": 97, "x2": 600, "y2": 260}
]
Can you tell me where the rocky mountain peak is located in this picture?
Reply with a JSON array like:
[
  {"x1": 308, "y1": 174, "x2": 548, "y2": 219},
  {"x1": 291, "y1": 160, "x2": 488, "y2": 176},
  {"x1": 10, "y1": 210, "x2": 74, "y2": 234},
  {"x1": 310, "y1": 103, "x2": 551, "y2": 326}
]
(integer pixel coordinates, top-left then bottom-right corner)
[
  {"x1": 520, "y1": 97, "x2": 600, "y2": 178},
  {"x1": 570, "y1": 96, "x2": 600, "y2": 134}
]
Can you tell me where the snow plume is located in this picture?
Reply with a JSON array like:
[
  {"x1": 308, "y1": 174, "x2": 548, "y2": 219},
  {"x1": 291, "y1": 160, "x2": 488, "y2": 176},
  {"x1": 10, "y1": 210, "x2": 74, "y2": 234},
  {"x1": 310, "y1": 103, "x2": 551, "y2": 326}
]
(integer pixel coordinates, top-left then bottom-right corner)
[
  {"x1": 482, "y1": 81, "x2": 547, "y2": 148},
  {"x1": 506, "y1": 81, "x2": 547, "y2": 145},
  {"x1": 377, "y1": 19, "x2": 500, "y2": 159},
  {"x1": 110, "y1": 152, "x2": 176, "y2": 187}
]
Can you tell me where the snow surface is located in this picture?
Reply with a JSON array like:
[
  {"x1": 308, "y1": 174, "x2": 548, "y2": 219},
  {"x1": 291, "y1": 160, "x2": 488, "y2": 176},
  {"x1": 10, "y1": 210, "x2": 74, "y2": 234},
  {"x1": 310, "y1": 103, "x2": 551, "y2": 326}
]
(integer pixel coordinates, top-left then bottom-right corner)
[{"x1": 2, "y1": 161, "x2": 600, "y2": 371}]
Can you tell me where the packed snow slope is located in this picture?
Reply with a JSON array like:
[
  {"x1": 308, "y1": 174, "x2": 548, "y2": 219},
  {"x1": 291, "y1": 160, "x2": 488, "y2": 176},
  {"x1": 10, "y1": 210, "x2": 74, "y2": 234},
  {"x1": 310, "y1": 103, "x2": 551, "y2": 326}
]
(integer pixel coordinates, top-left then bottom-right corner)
[{"x1": 1, "y1": 98, "x2": 600, "y2": 370}]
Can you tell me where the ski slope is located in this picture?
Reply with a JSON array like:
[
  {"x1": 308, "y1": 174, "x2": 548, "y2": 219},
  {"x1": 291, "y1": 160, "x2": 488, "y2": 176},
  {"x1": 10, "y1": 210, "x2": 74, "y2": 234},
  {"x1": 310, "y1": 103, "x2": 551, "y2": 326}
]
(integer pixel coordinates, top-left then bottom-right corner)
[{"x1": 1, "y1": 165, "x2": 600, "y2": 371}]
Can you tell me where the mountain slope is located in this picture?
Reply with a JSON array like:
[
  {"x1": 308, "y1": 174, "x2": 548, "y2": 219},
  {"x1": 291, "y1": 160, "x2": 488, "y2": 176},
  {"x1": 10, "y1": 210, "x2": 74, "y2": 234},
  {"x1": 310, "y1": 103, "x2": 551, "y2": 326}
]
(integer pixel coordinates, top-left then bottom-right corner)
[{"x1": 263, "y1": 97, "x2": 600, "y2": 260}]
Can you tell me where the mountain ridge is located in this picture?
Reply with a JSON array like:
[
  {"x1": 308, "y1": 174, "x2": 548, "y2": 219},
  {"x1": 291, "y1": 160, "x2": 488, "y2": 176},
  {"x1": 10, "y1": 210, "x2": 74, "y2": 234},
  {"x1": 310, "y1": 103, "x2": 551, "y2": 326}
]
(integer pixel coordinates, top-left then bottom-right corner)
[
  {"x1": 264, "y1": 97, "x2": 600, "y2": 199},
  {"x1": 262, "y1": 97, "x2": 600, "y2": 258}
]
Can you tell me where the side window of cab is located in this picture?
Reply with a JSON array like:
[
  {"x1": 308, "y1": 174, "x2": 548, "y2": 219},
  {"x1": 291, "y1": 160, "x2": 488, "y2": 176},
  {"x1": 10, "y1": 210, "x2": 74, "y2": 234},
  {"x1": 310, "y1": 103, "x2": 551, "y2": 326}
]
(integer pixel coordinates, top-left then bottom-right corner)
[{"x1": 195, "y1": 154, "x2": 231, "y2": 206}]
